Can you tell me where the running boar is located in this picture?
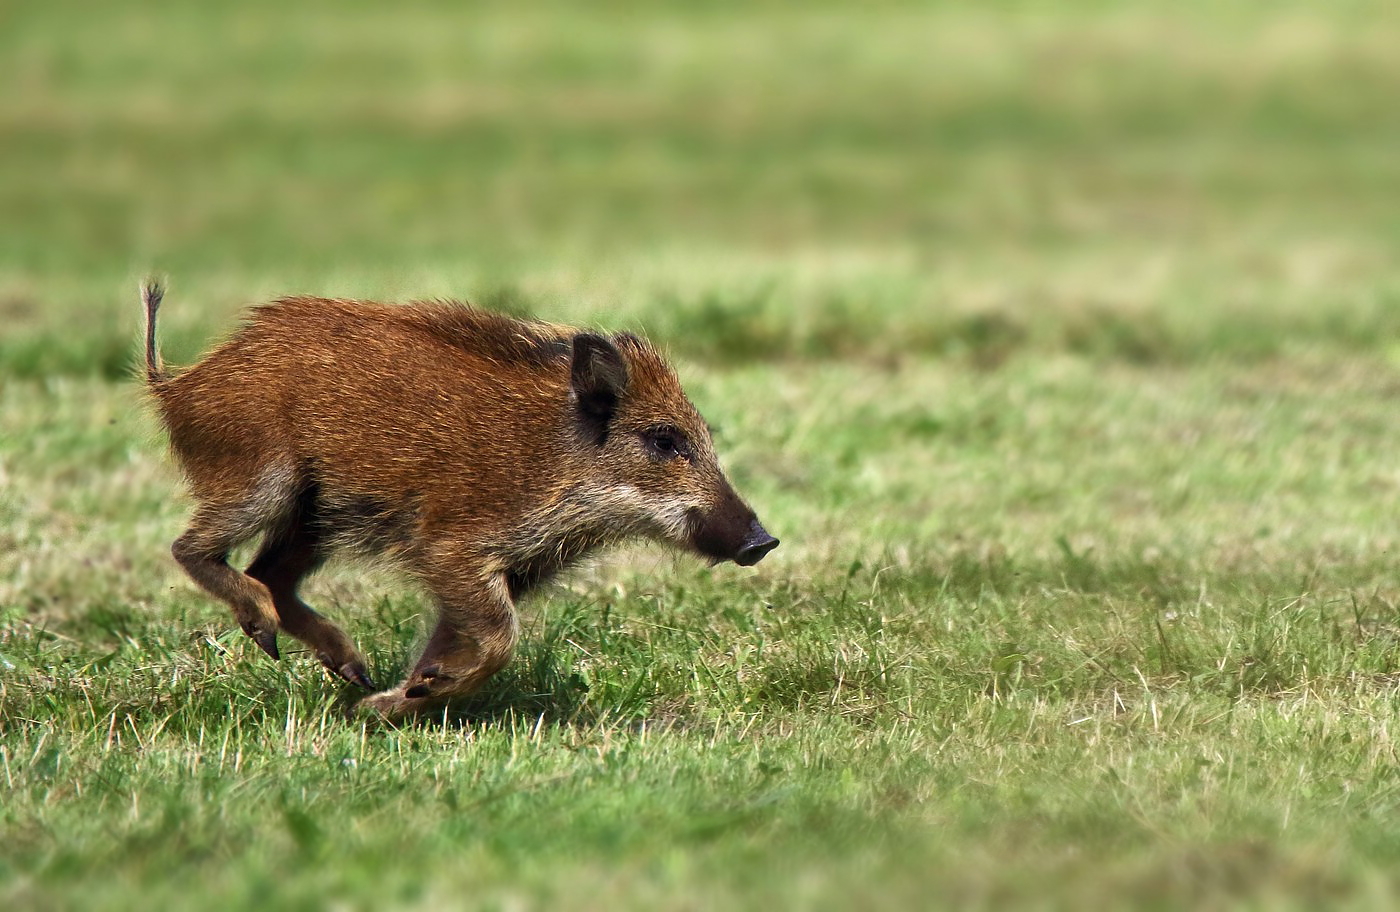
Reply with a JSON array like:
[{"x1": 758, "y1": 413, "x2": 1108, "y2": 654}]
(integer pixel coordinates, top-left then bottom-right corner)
[{"x1": 140, "y1": 281, "x2": 778, "y2": 719}]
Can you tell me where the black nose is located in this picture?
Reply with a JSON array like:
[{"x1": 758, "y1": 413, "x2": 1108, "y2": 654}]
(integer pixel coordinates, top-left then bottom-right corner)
[{"x1": 734, "y1": 520, "x2": 779, "y2": 566}]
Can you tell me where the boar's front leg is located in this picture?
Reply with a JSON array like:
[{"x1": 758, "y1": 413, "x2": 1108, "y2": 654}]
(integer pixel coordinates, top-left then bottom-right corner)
[{"x1": 358, "y1": 571, "x2": 518, "y2": 720}]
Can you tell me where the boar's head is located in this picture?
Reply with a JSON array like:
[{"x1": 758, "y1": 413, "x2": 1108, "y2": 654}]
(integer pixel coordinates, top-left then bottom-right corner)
[{"x1": 570, "y1": 332, "x2": 778, "y2": 567}]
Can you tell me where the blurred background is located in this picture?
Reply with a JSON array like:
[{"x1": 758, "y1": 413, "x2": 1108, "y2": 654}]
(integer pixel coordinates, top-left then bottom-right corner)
[
  {"x1": 3, "y1": 0, "x2": 1397, "y2": 374},
  {"x1": 6, "y1": 2, "x2": 1400, "y2": 908}
]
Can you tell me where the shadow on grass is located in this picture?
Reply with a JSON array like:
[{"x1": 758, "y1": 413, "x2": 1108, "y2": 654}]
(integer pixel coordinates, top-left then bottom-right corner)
[
  {"x1": 332, "y1": 645, "x2": 598, "y2": 734},
  {"x1": 335, "y1": 597, "x2": 644, "y2": 734}
]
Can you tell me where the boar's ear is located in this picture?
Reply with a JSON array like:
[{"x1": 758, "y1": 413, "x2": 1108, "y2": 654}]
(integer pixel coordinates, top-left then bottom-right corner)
[{"x1": 571, "y1": 333, "x2": 630, "y2": 441}]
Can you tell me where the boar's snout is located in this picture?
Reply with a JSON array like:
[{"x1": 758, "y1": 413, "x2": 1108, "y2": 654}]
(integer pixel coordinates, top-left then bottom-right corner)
[
  {"x1": 691, "y1": 495, "x2": 780, "y2": 567},
  {"x1": 734, "y1": 520, "x2": 779, "y2": 566}
]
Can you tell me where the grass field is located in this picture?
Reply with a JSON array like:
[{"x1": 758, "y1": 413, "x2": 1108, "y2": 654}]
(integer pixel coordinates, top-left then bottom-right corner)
[{"x1": 5, "y1": 1, "x2": 1400, "y2": 909}]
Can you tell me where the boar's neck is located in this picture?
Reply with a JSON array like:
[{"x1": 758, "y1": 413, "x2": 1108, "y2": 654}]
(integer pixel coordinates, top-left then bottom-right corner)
[{"x1": 496, "y1": 482, "x2": 650, "y2": 599}]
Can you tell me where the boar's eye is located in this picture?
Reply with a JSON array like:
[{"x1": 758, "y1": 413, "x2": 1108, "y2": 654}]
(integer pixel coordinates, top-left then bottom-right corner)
[{"x1": 642, "y1": 426, "x2": 691, "y2": 462}]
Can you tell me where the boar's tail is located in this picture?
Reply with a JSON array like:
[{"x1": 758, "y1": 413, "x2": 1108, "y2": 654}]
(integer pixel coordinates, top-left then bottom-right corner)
[{"x1": 141, "y1": 277, "x2": 168, "y2": 384}]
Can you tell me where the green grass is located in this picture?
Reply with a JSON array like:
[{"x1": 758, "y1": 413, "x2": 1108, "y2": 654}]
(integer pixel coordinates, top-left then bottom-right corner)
[{"x1": 6, "y1": 1, "x2": 1400, "y2": 909}]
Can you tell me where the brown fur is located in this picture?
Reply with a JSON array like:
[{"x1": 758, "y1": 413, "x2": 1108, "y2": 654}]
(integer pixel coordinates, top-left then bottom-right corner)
[{"x1": 140, "y1": 283, "x2": 777, "y2": 719}]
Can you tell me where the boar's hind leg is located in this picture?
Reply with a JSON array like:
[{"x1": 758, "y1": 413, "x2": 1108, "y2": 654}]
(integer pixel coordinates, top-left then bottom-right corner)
[
  {"x1": 245, "y1": 499, "x2": 376, "y2": 691},
  {"x1": 172, "y1": 505, "x2": 284, "y2": 660},
  {"x1": 358, "y1": 573, "x2": 518, "y2": 720}
]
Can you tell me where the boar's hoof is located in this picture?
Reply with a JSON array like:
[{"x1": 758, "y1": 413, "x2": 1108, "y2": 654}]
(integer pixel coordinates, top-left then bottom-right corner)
[
  {"x1": 318, "y1": 653, "x2": 377, "y2": 691},
  {"x1": 403, "y1": 665, "x2": 453, "y2": 699},
  {"x1": 241, "y1": 622, "x2": 280, "y2": 660}
]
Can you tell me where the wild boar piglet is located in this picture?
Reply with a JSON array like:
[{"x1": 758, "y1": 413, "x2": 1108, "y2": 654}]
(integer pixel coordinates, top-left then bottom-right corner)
[{"x1": 140, "y1": 281, "x2": 778, "y2": 719}]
